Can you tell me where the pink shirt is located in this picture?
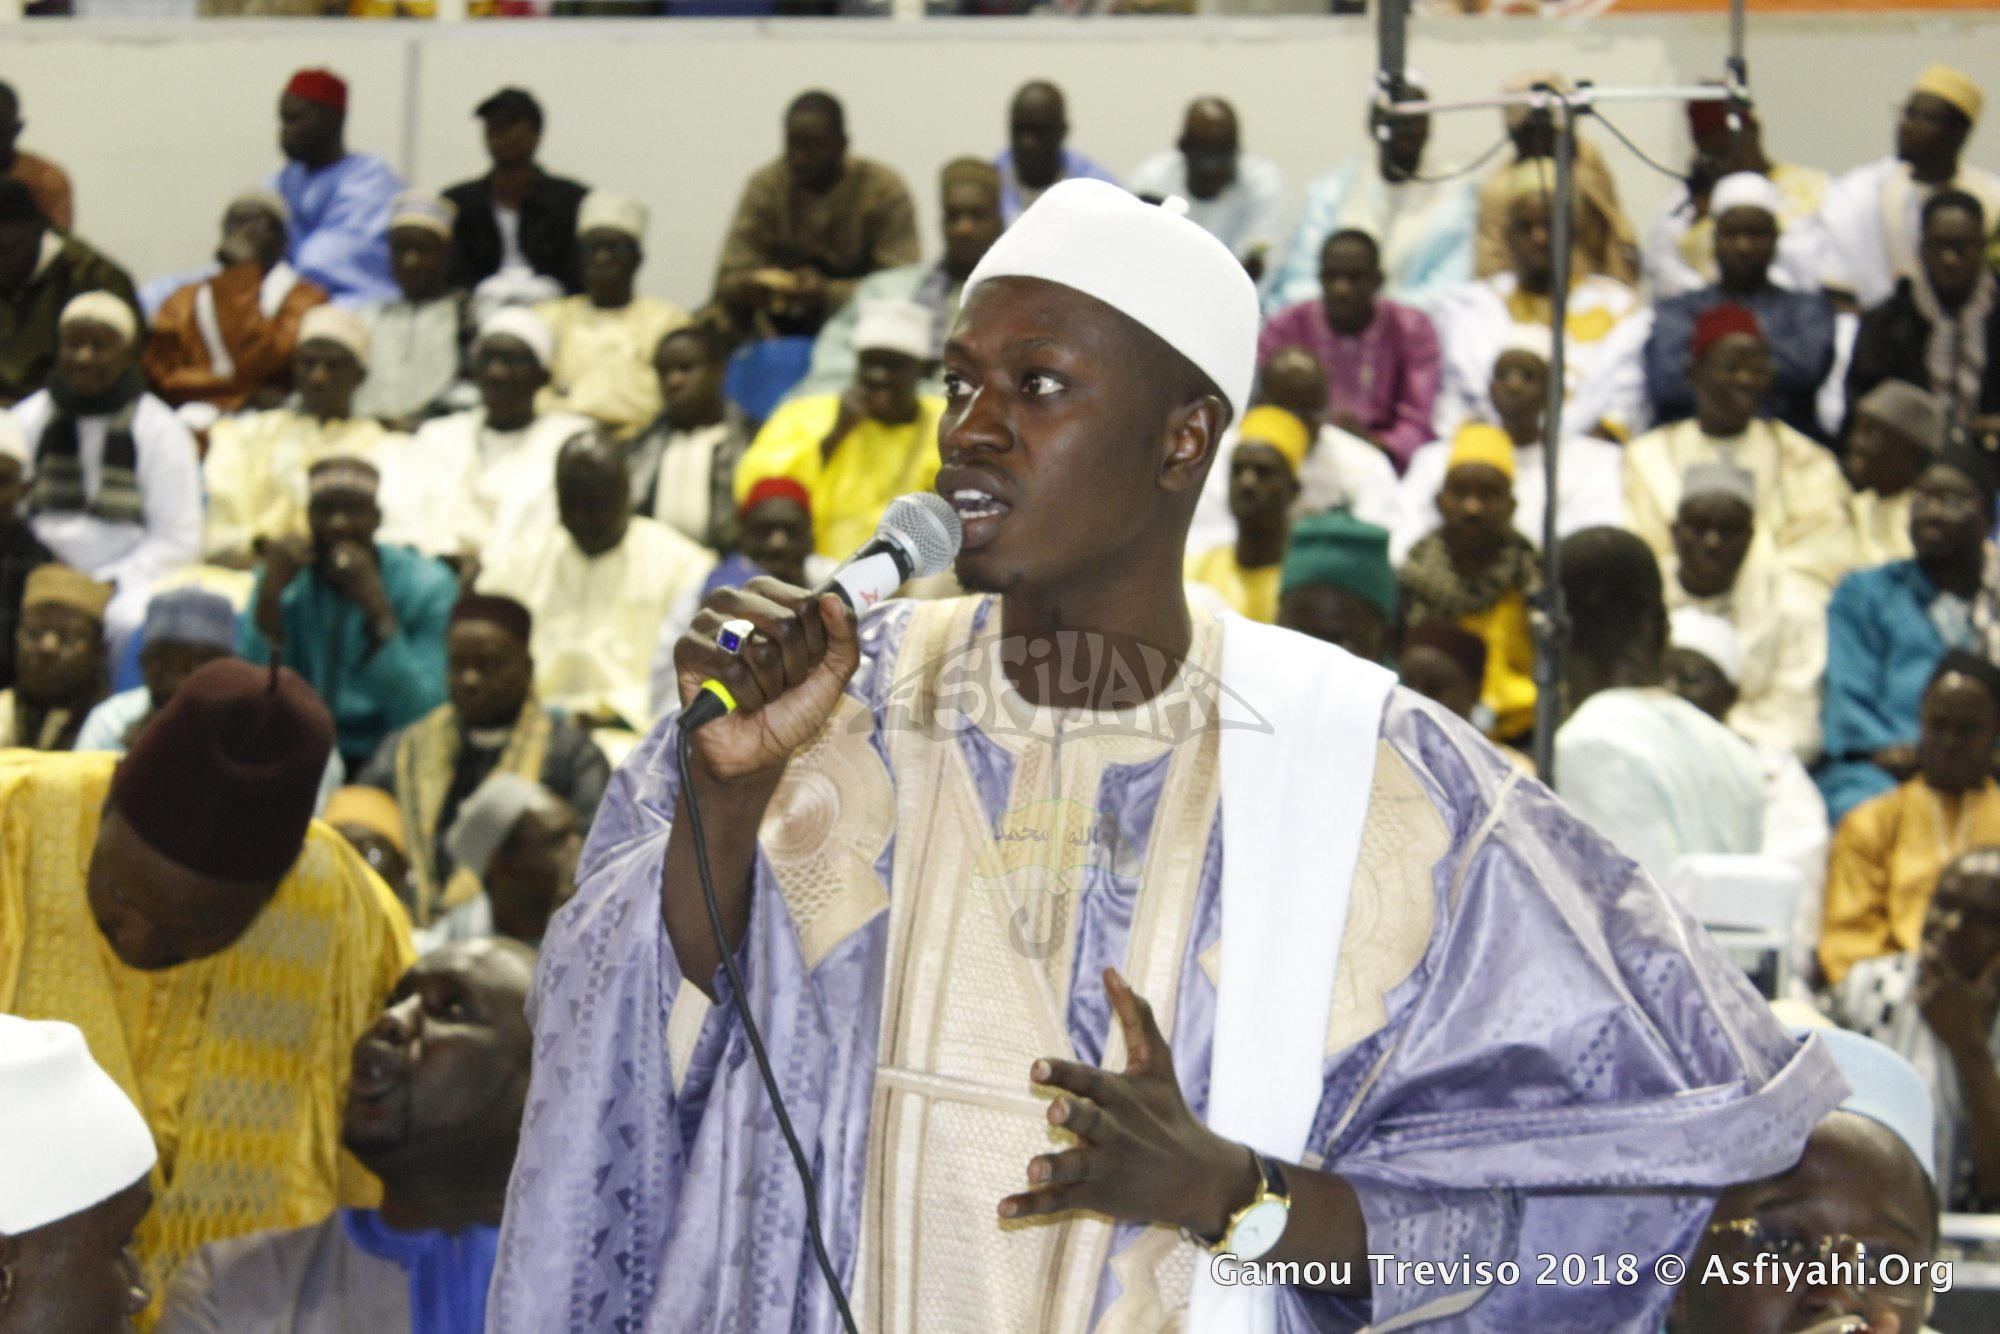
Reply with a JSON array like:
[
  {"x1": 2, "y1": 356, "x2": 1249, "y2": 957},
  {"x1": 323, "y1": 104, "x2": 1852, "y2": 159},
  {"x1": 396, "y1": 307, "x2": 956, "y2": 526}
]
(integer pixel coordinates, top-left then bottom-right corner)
[{"x1": 1259, "y1": 297, "x2": 1441, "y2": 469}]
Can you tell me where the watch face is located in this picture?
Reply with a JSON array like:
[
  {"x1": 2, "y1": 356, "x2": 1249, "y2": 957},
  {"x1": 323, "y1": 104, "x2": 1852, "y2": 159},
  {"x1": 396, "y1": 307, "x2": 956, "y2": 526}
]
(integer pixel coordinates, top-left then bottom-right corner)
[{"x1": 1230, "y1": 1199, "x2": 1290, "y2": 1261}]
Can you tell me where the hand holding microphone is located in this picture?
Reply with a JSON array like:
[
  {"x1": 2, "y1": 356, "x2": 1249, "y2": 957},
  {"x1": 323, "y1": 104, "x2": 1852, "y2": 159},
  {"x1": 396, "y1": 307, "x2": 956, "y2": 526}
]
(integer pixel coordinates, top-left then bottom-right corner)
[
  {"x1": 672, "y1": 492, "x2": 962, "y2": 783},
  {"x1": 674, "y1": 583, "x2": 862, "y2": 784}
]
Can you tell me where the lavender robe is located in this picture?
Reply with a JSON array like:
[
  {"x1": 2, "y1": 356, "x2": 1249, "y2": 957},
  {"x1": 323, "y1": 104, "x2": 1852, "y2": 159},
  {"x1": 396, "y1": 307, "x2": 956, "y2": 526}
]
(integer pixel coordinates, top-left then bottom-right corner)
[{"x1": 490, "y1": 597, "x2": 1842, "y2": 1332}]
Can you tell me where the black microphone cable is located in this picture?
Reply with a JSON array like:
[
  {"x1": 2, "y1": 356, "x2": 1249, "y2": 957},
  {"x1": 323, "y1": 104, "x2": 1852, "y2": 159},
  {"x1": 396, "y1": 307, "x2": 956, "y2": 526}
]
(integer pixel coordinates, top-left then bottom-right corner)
[{"x1": 676, "y1": 724, "x2": 861, "y2": 1334}]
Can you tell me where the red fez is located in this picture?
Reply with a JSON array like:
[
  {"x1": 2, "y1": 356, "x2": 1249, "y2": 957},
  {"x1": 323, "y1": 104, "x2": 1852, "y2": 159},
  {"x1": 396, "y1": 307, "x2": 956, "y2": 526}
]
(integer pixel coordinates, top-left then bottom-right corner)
[
  {"x1": 1687, "y1": 98, "x2": 1732, "y2": 141},
  {"x1": 284, "y1": 68, "x2": 348, "y2": 114},
  {"x1": 740, "y1": 476, "x2": 813, "y2": 517},
  {"x1": 110, "y1": 659, "x2": 335, "y2": 883},
  {"x1": 450, "y1": 592, "x2": 533, "y2": 645},
  {"x1": 1691, "y1": 302, "x2": 1764, "y2": 365}
]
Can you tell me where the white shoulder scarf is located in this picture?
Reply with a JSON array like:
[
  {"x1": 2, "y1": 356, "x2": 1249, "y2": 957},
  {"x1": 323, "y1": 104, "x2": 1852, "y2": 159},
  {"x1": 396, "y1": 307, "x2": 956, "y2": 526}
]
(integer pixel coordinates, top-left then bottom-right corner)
[{"x1": 1192, "y1": 613, "x2": 1398, "y2": 1332}]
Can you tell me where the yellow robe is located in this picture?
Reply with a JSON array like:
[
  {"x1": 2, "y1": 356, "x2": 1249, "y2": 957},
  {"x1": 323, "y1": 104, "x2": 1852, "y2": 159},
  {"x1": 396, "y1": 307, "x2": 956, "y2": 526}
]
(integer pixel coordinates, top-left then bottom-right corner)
[
  {"x1": 1183, "y1": 545, "x2": 1280, "y2": 624},
  {"x1": 733, "y1": 394, "x2": 946, "y2": 559},
  {"x1": 534, "y1": 294, "x2": 690, "y2": 440},
  {"x1": 477, "y1": 516, "x2": 717, "y2": 731},
  {"x1": 1624, "y1": 418, "x2": 1856, "y2": 592},
  {"x1": 1847, "y1": 489, "x2": 1916, "y2": 576},
  {"x1": 1461, "y1": 589, "x2": 1536, "y2": 742},
  {"x1": 1820, "y1": 776, "x2": 2000, "y2": 985},
  {"x1": 201, "y1": 410, "x2": 398, "y2": 560},
  {"x1": 0, "y1": 753, "x2": 414, "y2": 1326}
]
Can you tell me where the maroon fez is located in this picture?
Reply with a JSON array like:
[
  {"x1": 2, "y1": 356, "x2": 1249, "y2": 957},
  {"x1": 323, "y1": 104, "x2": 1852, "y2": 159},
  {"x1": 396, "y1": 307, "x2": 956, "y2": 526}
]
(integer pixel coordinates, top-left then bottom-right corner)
[
  {"x1": 110, "y1": 659, "x2": 336, "y2": 882},
  {"x1": 450, "y1": 592, "x2": 533, "y2": 645}
]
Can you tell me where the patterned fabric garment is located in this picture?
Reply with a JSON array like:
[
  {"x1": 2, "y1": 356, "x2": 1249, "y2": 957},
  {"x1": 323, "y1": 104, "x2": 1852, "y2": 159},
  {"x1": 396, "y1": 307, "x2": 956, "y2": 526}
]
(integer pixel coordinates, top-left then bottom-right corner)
[
  {"x1": 0, "y1": 752, "x2": 414, "y2": 1328},
  {"x1": 1834, "y1": 950, "x2": 2000, "y2": 1212},
  {"x1": 489, "y1": 595, "x2": 1840, "y2": 1332},
  {"x1": 388, "y1": 700, "x2": 553, "y2": 924}
]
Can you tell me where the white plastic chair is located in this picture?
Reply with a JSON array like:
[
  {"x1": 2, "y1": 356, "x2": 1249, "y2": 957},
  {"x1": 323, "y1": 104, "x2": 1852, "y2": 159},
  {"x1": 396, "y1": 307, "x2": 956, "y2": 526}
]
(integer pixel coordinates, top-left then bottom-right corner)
[{"x1": 1666, "y1": 854, "x2": 1806, "y2": 1000}]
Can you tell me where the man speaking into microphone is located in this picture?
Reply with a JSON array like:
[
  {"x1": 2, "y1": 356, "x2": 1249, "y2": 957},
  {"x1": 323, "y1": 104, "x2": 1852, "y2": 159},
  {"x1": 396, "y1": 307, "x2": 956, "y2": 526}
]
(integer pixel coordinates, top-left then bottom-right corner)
[{"x1": 491, "y1": 180, "x2": 1843, "y2": 1332}]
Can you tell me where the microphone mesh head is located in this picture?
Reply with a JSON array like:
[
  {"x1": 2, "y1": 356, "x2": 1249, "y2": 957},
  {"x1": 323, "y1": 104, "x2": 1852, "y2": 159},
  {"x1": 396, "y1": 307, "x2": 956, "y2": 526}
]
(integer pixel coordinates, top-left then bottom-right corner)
[{"x1": 880, "y1": 492, "x2": 963, "y2": 579}]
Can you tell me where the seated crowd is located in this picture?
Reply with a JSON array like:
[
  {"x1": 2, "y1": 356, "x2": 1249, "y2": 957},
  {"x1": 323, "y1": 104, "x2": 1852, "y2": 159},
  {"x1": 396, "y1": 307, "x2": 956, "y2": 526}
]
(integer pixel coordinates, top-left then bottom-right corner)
[{"x1": 7, "y1": 50, "x2": 2000, "y2": 1334}]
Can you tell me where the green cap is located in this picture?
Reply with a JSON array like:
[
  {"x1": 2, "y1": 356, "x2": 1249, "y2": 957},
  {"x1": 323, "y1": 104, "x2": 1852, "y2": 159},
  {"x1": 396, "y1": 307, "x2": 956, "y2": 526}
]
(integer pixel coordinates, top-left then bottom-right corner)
[{"x1": 1280, "y1": 511, "x2": 1398, "y2": 620}]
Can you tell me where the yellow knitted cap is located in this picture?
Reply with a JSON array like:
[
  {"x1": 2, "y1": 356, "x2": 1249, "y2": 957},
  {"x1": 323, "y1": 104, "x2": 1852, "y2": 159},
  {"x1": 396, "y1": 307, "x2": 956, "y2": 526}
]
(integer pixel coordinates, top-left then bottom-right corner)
[
  {"x1": 1914, "y1": 63, "x2": 1983, "y2": 123},
  {"x1": 1446, "y1": 423, "x2": 1517, "y2": 482},
  {"x1": 1236, "y1": 406, "x2": 1312, "y2": 476}
]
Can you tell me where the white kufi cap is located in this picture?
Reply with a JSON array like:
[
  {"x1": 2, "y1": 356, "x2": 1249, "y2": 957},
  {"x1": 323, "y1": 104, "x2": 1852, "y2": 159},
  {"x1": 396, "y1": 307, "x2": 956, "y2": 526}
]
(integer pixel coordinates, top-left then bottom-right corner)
[
  {"x1": 577, "y1": 191, "x2": 648, "y2": 241},
  {"x1": 0, "y1": 1016, "x2": 156, "y2": 1235},
  {"x1": 1497, "y1": 323, "x2": 1553, "y2": 366},
  {"x1": 853, "y1": 298, "x2": 937, "y2": 362},
  {"x1": 477, "y1": 306, "x2": 555, "y2": 370},
  {"x1": 1708, "y1": 172, "x2": 1785, "y2": 226},
  {"x1": 298, "y1": 304, "x2": 372, "y2": 368},
  {"x1": 963, "y1": 179, "x2": 1259, "y2": 421},
  {"x1": 1668, "y1": 607, "x2": 1743, "y2": 687},
  {"x1": 59, "y1": 291, "x2": 139, "y2": 347},
  {"x1": 1777, "y1": 1016, "x2": 1937, "y2": 1185}
]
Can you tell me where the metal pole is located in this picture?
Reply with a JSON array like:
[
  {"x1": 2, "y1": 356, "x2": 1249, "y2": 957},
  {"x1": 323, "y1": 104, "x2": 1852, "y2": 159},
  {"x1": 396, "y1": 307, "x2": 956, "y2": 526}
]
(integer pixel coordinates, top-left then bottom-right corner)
[
  {"x1": 1375, "y1": 0, "x2": 1407, "y2": 108},
  {"x1": 1529, "y1": 93, "x2": 1577, "y2": 785}
]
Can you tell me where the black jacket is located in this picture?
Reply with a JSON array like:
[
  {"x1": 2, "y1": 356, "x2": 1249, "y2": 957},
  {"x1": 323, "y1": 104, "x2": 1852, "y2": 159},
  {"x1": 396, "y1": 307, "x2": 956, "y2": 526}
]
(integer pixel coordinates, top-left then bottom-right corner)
[
  {"x1": 1846, "y1": 274, "x2": 2000, "y2": 430},
  {"x1": 442, "y1": 169, "x2": 590, "y2": 295}
]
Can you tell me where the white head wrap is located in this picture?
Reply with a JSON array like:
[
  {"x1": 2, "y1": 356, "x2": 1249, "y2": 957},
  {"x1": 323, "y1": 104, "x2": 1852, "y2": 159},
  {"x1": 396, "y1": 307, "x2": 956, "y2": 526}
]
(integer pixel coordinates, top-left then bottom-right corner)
[
  {"x1": 298, "y1": 304, "x2": 372, "y2": 368},
  {"x1": 1708, "y1": 172, "x2": 1785, "y2": 226},
  {"x1": 577, "y1": 191, "x2": 648, "y2": 241},
  {"x1": 853, "y1": 298, "x2": 936, "y2": 361},
  {"x1": 963, "y1": 179, "x2": 1258, "y2": 421},
  {"x1": 1668, "y1": 607, "x2": 1743, "y2": 687},
  {"x1": 476, "y1": 305, "x2": 555, "y2": 370},
  {"x1": 0, "y1": 1015, "x2": 156, "y2": 1235},
  {"x1": 58, "y1": 291, "x2": 138, "y2": 347}
]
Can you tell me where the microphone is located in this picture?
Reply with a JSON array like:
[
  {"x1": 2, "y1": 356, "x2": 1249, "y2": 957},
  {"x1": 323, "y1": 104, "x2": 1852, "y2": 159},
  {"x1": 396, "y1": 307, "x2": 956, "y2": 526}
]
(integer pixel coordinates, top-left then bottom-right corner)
[{"x1": 681, "y1": 492, "x2": 963, "y2": 732}]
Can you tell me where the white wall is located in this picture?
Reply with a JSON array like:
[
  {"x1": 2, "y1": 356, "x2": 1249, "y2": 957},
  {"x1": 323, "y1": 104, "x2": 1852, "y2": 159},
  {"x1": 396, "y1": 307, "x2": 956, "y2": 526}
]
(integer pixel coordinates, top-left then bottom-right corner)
[{"x1": 5, "y1": 14, "x2": 2000, "y2": 305}]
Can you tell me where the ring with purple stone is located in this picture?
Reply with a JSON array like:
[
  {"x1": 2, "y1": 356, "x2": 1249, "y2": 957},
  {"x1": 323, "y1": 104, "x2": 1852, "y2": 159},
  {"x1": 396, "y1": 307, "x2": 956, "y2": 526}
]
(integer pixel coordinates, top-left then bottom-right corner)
[{"x1": 715, "y1": 618, "x2": 756, "y2": 655}]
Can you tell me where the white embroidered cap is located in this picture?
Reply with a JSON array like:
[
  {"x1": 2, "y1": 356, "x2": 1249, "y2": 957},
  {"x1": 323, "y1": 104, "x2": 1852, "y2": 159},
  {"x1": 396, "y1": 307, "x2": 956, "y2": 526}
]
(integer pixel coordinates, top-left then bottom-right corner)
[
  {"x1": 226, "y1": 187, "x2": 291, "y2": 230},
  {"x1": 0, "y1": 1015, "x2": 156, "y2": 1235},
  {"x1": 389, "y1": 190, "x2": 457, "y2": 239},
  {"x1": 298, "y1": 304, "x2": 372, "y2": 368},
  {"x1": 963, "y1": 178, "x2": 1259, "y2": 421}
]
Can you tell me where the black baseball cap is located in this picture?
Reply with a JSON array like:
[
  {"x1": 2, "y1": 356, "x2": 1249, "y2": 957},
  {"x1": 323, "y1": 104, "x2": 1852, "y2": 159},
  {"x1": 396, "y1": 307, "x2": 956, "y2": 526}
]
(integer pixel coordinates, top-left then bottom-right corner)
[{"x1": 475, "y1": 87, "x2": 542, "y2": 129}]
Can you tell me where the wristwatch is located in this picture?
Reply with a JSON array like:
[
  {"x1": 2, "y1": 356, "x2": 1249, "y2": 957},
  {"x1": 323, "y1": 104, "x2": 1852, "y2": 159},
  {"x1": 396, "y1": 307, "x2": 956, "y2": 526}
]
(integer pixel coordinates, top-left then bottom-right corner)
[{"x1": 1188, "y1": 1150, "x2": 1291, "y2": 1259}]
